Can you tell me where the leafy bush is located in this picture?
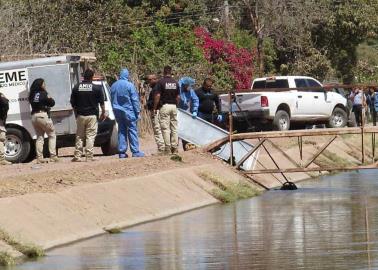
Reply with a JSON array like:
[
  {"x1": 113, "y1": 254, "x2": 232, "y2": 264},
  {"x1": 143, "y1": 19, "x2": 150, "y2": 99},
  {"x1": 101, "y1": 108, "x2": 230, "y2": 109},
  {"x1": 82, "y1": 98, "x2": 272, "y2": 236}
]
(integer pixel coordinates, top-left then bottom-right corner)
[{"x1": 194, "y1": 27, "x2": 255, "y2": 90}]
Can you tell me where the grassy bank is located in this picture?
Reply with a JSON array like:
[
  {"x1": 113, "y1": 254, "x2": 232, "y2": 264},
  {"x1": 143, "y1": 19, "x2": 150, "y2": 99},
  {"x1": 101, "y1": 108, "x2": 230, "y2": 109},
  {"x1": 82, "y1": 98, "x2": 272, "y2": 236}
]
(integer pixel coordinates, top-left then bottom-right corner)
[
  {"x1": 0, "y1": 229, "x2": 44, "y2": 265},
  {"x1": 199, "y1": 171, "x2": 261, "y2": 203},
  {"x1": 0, "y1": 252, "x2": 15, "y2": 266}
]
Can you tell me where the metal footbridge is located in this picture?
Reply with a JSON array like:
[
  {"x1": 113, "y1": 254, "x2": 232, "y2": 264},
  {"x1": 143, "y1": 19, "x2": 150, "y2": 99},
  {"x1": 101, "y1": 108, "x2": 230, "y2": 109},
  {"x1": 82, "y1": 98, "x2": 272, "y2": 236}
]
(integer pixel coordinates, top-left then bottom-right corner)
[{"x1": 178, "y1": 109, "x2": 378, "y2": 191}]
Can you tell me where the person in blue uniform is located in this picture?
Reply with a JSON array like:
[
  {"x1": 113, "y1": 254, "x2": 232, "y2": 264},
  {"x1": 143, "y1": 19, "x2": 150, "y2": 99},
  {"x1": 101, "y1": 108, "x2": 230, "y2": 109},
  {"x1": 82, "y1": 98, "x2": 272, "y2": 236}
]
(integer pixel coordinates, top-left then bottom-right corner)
[
  {"x1": 178, "y1": 76, "x2": 199, "y2": 117},
  {"x1": 178, "y1": 76, "x2": 199, "y2": 151}
]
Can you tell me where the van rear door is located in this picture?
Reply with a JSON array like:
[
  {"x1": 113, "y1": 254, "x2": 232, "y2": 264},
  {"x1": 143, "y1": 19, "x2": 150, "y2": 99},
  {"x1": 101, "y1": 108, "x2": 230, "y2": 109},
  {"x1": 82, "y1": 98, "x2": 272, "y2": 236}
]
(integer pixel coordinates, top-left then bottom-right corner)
[
  {"x1": 27, "y1": 63, "x2": 76, "y2": 135},
  {"x1": 28, "y1": 64, "x2": 72, "y2": 111}
]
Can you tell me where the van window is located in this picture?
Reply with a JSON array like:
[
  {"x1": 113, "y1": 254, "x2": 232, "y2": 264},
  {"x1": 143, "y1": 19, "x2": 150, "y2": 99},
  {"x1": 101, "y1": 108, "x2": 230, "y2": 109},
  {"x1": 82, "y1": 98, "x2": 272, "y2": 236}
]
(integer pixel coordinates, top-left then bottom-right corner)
[
  {"x1": 252, "y1": 79, "x2": 289, "y2": 90},
  {"x1": 294, "y1": 79, "x2": 307, "y2": 89}
]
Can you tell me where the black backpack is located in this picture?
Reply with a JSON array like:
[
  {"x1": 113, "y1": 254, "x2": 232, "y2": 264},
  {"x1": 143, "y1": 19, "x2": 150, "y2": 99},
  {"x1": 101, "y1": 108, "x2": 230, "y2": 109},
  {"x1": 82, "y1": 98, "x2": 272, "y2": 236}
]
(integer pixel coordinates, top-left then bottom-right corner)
[{"x1": 0, "y1": 94, "x2": 9, "y2": 122}]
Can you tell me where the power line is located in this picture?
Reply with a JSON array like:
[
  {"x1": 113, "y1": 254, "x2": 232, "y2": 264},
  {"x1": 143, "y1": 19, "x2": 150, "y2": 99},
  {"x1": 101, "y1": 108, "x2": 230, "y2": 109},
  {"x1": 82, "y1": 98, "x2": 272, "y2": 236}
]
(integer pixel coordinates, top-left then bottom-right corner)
[
  {"x1": 100, "y1": 10, "x2": 224, "y2": 33},
  {"x1": 116, "y1": 6, "x2": 225, "y2": 27},
  {"x1": 95, "y1": 4, "x2": 263, "y2": 33}
]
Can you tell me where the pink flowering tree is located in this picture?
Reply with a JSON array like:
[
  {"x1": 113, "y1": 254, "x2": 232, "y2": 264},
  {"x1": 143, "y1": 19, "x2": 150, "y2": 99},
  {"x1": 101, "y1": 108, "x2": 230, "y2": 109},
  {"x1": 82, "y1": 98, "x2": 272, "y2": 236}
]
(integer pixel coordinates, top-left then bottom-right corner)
[{"x1": 194, "y1": 27, "x2": 255, "y2": 91}]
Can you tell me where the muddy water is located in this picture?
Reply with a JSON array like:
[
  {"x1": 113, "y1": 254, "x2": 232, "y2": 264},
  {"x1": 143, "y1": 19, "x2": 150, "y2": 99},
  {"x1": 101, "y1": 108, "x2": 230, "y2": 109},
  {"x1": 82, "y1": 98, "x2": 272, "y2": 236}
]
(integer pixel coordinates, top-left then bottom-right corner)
[{"x1": 11, "y1": 170, "x2": 378, "y2": 270}]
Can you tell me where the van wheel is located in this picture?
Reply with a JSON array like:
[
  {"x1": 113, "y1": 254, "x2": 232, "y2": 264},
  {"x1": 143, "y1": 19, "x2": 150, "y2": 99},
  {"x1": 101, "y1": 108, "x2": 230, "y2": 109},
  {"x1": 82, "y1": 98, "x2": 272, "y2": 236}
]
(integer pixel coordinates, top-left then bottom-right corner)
[
  {"x1": 273, "y1": 110, "x2": 290, "y2": 131},
  {"x1": 101, "y1": 124, "x2": 118, "y2": 156},
  {"x1": 327, "y1": 108, "x2": 347, "y2": 128},
  {"x1": 5, "y1": 127, "x2": 31, "y2": 163}
]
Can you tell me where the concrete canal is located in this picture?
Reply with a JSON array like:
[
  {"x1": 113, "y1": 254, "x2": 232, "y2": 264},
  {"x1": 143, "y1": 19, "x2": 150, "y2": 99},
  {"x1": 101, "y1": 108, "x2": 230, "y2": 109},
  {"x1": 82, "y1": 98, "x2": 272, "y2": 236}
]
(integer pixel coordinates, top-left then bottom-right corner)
[{"x1": 8, "y1": 170, "x2": 378, "y2": 270}]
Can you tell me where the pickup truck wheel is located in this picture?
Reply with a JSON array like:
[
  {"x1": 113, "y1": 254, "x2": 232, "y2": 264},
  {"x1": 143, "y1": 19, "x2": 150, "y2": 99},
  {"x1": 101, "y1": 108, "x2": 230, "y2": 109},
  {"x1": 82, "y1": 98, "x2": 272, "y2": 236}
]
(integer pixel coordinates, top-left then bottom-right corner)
[
  {"x1": 273, "y1": 110, "x2": 290, "y2": 131},
  {"x1": 5, "y1": 127, "x2": 31, "y2": 163},
  {"x1": 327, "y1": 108, "x2": 347, "y2": 128}
]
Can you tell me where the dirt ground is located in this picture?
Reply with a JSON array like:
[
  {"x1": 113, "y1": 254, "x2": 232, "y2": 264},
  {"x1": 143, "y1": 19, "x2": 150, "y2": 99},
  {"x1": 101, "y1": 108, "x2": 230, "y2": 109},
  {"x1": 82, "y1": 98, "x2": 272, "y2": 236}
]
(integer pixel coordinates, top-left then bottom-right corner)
[
  {"x1": 0, "y1": 136, "x2": 219, "y2": 198},
  {"x1": 0, "y1": 128, "x2": 374, "y2": 199}
]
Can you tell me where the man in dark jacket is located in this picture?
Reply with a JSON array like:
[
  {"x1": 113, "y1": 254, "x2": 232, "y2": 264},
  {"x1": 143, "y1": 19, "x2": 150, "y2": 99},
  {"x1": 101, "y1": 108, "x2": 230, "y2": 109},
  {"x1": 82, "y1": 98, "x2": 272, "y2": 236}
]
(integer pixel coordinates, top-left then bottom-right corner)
[
  {"x1": 146, "y1": 74, "x2": 164, "y2": 153},
  {"x1": 153, "y1": 66, "x2": 180, "y2": 154},
  {"x1": 70, "y1": 69, "x2": 106, "y2": 162},
  {"x1": 195, "y1": 78, "x2": 222, "y2": 123}
]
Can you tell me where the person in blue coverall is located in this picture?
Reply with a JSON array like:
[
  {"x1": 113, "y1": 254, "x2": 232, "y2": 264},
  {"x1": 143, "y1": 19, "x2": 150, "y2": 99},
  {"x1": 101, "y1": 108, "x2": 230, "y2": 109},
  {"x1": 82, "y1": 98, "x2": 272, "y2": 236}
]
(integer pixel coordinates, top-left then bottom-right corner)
[
  {"x1": 178, "y1": 77, "x2": 199, "y2": 117},
  {"x1": 110, "y1": 69, "x2": 144, "y2": 158},
  {"x1": 178, "y1": 77, "x2": 199, "y2": 150}
]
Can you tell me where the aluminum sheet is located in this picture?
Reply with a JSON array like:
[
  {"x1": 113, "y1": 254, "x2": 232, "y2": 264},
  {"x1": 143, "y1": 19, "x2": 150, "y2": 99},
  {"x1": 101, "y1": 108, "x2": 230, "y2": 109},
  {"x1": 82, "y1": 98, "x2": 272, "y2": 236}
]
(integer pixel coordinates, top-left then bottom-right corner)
[{"x1": 177, "y1": 109, "x2": 258, "y2": 171}]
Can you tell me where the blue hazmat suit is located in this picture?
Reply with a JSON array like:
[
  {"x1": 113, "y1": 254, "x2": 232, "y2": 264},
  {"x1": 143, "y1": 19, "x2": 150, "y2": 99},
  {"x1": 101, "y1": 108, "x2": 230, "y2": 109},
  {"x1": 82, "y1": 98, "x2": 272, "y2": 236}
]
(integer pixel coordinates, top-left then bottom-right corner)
[
  {"x1": 178, "y1": 77, "x2": 199, "y2": 117},
  {"x1": 110, "y1": 69, "x2": 144, "y2": 157}
]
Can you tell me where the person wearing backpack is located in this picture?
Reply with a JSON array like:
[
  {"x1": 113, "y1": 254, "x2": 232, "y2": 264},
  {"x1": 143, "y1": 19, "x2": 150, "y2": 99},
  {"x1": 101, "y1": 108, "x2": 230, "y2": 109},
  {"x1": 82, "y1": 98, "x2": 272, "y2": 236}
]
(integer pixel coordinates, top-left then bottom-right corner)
[{"x1": 0, "y1": 93, "x2": 11, "y2": 165}]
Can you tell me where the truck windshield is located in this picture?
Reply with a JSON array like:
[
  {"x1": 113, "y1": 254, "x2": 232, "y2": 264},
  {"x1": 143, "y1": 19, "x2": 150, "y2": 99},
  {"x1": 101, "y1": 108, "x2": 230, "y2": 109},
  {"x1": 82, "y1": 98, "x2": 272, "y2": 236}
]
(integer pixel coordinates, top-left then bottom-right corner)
[{"x1": 252, "y1": 79, "x2": 289, "y2": 90}]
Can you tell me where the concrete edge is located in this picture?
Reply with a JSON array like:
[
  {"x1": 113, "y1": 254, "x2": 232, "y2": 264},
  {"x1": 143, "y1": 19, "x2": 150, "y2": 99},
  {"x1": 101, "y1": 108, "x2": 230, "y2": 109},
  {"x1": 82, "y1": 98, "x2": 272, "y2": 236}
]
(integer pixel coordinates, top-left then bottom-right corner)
[{"x1": 46, "y1": 200, "x2": 219, "y2": 252}]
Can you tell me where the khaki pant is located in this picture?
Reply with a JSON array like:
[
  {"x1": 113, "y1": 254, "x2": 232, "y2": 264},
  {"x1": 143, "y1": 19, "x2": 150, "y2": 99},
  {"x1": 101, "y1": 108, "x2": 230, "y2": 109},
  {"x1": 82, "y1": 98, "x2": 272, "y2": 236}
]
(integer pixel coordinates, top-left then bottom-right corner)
[
  {"x1": 31, "y1": 112, "x2": 56, "y2": 159},
  {"x1": 159, "y1": 104, "x2": 178, "y2": 153},
  {"x1": 74, "y1": 115, "x2": 98, "y2": 159},
  {"x1": 0, "y1": 123, "x2": 6, "y2": 161},
  {"x1": 151, "y1": 111, "x2": 164, "y2": 152}
]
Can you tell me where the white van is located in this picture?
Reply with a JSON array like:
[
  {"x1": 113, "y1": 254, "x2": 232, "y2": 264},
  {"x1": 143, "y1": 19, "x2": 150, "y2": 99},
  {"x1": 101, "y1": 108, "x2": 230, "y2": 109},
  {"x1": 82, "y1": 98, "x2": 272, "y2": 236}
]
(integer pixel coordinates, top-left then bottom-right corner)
[{"x1": 0, "y1": 56, "x2": 118, "y2": 163}]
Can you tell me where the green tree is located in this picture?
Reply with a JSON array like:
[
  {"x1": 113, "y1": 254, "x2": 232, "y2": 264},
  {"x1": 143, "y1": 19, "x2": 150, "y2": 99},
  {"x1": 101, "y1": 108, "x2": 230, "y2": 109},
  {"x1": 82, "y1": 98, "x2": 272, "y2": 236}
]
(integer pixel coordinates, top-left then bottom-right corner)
[
  {"x1": 312, "y1": 0, "x2": 378, "y2": 83},
  {"x1": 98, "y1": 21, "x2": 208, "y2": 81}
]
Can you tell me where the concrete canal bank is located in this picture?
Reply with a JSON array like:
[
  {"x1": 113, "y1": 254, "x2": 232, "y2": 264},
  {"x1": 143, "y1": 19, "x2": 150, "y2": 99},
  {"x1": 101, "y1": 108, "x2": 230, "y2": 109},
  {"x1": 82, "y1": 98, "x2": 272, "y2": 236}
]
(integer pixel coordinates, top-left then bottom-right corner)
[
  {"x1": 0, "y1": 161, "x2": 260, "y2": 264},
  {"x1": 18, "y1": 170, "x2": 378, "y2": 270}
]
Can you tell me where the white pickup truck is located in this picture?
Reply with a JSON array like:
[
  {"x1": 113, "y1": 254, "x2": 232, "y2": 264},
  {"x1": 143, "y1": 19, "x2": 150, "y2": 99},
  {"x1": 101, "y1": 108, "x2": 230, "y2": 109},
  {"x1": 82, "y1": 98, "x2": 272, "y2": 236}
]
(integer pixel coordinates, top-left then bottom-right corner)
[{"x1": 220, "y1": 76, "x2": 349, "y2": 131}]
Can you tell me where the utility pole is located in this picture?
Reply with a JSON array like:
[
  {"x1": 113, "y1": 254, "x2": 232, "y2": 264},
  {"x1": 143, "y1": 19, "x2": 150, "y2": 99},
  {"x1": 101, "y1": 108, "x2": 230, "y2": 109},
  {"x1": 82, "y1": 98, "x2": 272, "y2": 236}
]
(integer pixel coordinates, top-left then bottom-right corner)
[{"x1": 224, "y1": 0, "x2": 230, "y2": 40}]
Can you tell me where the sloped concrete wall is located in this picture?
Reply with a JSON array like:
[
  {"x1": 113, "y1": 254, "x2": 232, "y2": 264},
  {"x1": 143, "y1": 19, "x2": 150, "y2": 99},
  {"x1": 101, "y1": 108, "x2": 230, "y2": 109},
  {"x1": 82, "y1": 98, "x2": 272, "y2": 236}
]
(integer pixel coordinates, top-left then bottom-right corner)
[{"x1": 0, "y1": 164, "x2": 244, "y2": 255}]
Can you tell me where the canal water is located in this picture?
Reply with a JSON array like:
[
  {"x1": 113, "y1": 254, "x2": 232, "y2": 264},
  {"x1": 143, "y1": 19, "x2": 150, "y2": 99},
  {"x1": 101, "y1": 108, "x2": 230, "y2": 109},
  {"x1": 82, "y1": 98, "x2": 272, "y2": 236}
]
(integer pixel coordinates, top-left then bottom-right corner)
[{"x1": 8, "y1": 170, "x2": 378, "y2": 270}]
